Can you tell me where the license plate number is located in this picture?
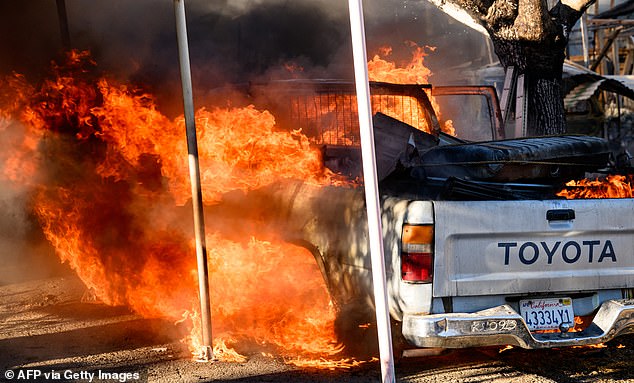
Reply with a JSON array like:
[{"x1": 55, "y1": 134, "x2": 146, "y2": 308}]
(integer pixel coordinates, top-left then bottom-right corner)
[{"x1": 519, "y1": 297, "x2": 574, "y2": 331}]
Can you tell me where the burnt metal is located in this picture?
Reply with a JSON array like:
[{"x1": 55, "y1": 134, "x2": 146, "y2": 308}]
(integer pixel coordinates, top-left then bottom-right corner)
[
  {"x1": 432, "y1": 85, "x2": 505, "y2": 140},
  {"x1": 221, "y1": 80, "x2": 442, "y2": 146},
  {"x1": 206, "y1": 80, "x2": 612, "y2": 198}
]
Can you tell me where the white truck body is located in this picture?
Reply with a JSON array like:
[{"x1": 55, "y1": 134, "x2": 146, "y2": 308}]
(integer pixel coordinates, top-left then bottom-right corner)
[
  {"x1": 381, "y1": 197, "x2": 634, "y2": 349},
  {"x1": 245, "y1": 80, "x2": 634, "y2": 350}
]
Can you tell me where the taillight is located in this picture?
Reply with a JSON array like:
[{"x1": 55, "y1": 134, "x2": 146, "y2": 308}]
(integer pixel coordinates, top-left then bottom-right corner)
[{"x1": 401, "y1": 224, "x2": 433, "y2": 283}]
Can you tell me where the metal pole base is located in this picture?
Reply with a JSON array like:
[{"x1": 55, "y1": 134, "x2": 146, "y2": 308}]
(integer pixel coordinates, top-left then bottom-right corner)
[{"x1": 196, "y1": 345, "x2": 214, "y2": 362}]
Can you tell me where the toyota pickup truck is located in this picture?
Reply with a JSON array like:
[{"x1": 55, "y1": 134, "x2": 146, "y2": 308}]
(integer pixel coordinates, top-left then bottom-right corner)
[{"x1": 241, "y1": 80, "x2": 634, "y2": 354}]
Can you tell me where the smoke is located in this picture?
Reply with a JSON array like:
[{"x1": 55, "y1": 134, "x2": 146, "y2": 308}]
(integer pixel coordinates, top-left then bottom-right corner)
[
  {"x1": 0, "y1": 0, "x2": 489, "y2": 289},
  {"x1": 0, "y1": 119, "x2": 67, "y2": 286},
  {"x1": 0, "y1": 168, "x2": 32, "y2": 285},
  {"x1": 1, "y1": 0, "x2": 489, "y2": 115},
  {"x1": 0, "y1": 1, "x2": 493, "y2": 361},
  {"x1": 0, "y1": 1, "x2": 63, "y2": 79}
]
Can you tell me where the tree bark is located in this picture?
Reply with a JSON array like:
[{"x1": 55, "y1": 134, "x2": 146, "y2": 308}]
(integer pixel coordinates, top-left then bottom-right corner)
[
  {"x1": 426, "y1": 0, "x2": 596, "y2": 136},
  {"x1": 490, "y1": 34, "x2": 567, "y2": 136}
]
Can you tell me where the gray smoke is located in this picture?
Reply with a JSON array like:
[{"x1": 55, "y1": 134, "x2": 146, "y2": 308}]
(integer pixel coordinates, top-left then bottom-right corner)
[
  {"x1": 1, "y1": 1, "x2": 489, "y2": 110},
  {"x1": 0, "y1": 120, "x2": 67, "y2": 286},
  {"x1": 0, "y1": 0, "x2": 489, "y2": 286}
]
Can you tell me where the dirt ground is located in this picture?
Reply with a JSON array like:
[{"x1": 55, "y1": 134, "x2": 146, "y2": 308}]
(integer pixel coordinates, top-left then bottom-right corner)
[{"x1": 2, "y1": 268, "x2": 634, "y2": 383}]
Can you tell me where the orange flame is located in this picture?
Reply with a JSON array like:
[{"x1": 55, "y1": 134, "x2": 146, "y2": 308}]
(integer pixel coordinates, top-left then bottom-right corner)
[
  {"x1": 286, "y1": 356, "x2": 376, "y2": 370},
  {"x1": 282, "y1": 42, "x2": 454, "y2": 139},
  {"x1": 1, "y1": 50, "x2": 352, "y2": 367},
  {"x1": 498, "y1": 345, "x2": 514, "y2": 353},
  {"x1": 368, "y1": 42, "x2": 454, "y2": 136},
  {"x1": 0, "y1": 73, "x2": 40, "y2": 185},
  {"x1": 557, "y1": 175, "x2": 634, "y2": 199},
  {"x1": 284, "y1": 62, "x2": 305, "y2": 76},
  {"x1": 368, "y1": 43, "x2": 434, "y2": 85},
  {"x1": 534, "y1": 315, "x2": 589, "y2": 334},
  {"x1": 92, "y1": 80, "x2": 341, "y2": 205},
  {"x1": 212, "y1": 337, "x2": 248, "y2": 363}
]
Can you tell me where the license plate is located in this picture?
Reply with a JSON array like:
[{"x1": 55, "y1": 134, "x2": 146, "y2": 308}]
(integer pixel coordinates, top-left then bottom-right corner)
[{"x1": 519, "y1": 297, "x2": 574, "y2": 331}]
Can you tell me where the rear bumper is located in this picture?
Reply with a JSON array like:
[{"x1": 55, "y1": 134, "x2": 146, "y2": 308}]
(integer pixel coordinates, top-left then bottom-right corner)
[{"x1": 402, "y1": 299, "x2": 634, "y2": 349}]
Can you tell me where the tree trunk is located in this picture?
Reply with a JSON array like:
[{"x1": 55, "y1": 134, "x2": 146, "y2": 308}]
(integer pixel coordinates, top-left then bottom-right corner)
[
  {"x1": 484, "y1": 0, "x2": 571, "y2": 136},
  {"x1": 491, "y1": 36, "x2": 568, "y2": 136},
  {"x1": 427, "y1": 0, "x2": 595, "y2": 136}
]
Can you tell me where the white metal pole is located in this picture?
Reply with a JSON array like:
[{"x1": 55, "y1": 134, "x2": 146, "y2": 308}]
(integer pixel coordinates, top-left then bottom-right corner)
[
  {"x1": 55, "y1": 0, "x2": 71, "y2": 49},
  {"x1": 581, "y1": 13, "x2": 590, "y2": 68},
  {"x1": 173, "y1": 0, "x2": 213, "y2": 361},
  {"x1": 347, "y1": 1, "x2": 396, "y2": 382}
]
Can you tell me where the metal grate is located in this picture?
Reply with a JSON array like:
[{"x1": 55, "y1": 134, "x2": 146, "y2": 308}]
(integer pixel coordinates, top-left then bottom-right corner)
[
  {"x1": 253, "y1": 81, "x2": 438, "y2": 147},
  {"x1": 287, "y1": 91, "x2": 433, "y2": 147},
  {"x1": 288, "y1": 92, "x2": 359, "y2": 146}
]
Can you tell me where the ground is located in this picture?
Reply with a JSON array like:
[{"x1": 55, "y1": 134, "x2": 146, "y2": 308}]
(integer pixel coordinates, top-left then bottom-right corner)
[{"x1": 2, "y1": 268, "x2": 634, "y2": 383}]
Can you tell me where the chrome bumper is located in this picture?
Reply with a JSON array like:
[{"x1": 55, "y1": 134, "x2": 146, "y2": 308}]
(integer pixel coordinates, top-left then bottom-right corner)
[{"x1": 402, "y1": 299, "x2": 634, "y2": 349}]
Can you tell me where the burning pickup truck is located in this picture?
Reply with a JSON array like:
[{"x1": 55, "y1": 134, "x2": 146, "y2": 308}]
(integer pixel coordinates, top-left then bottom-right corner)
[{"x1": 242, "y1": 80, "x2": 634, "y2": 355}]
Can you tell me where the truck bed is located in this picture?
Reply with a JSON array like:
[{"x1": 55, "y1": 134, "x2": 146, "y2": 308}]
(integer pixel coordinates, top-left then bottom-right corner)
[{"x1": 417, "y1": 135, "x2": 610, "y2": 182}]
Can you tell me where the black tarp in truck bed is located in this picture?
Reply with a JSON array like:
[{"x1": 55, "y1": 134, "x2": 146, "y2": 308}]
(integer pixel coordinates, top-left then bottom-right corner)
[{"x1": 416, "y1": 135, "x2": 610, "y2": 182}]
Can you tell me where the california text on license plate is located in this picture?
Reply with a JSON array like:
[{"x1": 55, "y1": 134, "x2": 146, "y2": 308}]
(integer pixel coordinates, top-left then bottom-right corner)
[{"x1": 519, "y1": 297, "x2": 574, "y2": 331}]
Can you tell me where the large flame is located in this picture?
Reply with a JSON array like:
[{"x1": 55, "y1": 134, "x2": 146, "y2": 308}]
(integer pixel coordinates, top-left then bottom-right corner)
[
  {"x1": 557, "y1": 175, "x2": 634, "y2": 199},
  {"x1": 2, "y1": 46, "x2": 454, "y2": 367},
  {"x1": 368, "y1": 44, "x2": 433, "y2": 84},
  {"x1": 0, "y1": 73, "x2": 40, "y2": 185},
  {"x1": 367, "y1": 42, "x2": 454, "y2": 135},
  {"x1": 280, "y1": 42, "x2": 454, "y2": 142},
  {"x1": 0, "y1": 51, "x2": 351, "y2": 366}
]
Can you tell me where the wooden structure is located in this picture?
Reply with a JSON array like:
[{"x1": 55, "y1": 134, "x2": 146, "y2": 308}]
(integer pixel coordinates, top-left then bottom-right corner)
[{"x1": 570, "y1": 1, "x2": 634, "y2": 76}]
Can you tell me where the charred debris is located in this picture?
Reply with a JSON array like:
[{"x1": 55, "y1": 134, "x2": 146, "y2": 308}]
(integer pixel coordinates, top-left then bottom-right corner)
[
  {"x1": 216, "y1": 80, "x2": 626, "y2": 201},
  {"x1": 372, "y1": 112, "x2": 612, "y2": 201}
]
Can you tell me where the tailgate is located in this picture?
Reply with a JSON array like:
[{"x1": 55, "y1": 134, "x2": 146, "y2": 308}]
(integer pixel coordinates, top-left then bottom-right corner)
[{"x1": 432, "y1": 199, "x2": 634, "y2": 297}]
